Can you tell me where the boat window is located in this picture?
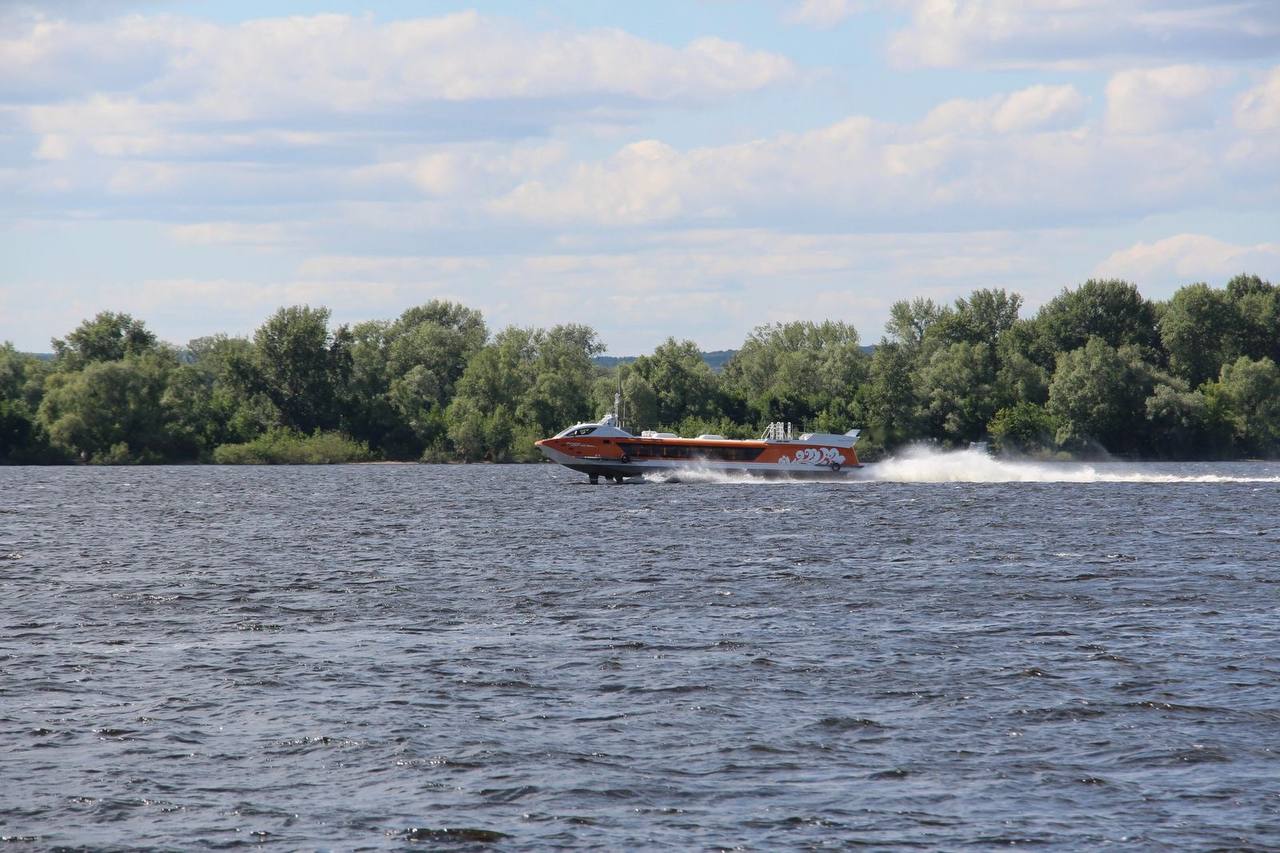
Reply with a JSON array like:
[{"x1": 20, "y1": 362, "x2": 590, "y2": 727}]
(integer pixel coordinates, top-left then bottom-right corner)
[
  {"x1": 614, "y1": 441, "x2": 766, "y2": 462},
  {"x1": 567, "y1": 426, "x2": 597, "y2": 437}
]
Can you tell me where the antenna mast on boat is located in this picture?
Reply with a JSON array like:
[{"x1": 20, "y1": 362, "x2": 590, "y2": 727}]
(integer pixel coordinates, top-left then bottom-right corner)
[{"x1": 615, "y1": 368, "x2": 625, "y2": 431}]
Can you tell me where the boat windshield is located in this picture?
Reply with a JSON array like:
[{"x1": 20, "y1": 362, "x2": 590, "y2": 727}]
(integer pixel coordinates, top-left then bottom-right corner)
[{"x1": 555, "y1": 425, "x2": 598, "y2": 438}]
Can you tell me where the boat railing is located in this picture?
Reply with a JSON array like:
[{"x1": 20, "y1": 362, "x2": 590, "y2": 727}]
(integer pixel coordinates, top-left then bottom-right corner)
[{"x1": 762, "y1": 422, "x2": 794, "y2": 441}]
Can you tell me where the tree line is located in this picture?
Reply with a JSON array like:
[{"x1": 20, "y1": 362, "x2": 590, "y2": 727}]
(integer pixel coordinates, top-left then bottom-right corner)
[{"x1": 2, "y1": 274, "x2": 1278, "y2": 464}]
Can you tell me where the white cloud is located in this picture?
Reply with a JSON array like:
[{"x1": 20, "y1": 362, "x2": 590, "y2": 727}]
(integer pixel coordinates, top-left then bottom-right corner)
[
  {"x1": 992, "y1": 85, "x2": 1090, "y2": 133},
  {"x1": 489, "y1": 83, "x2": 1234, "y2": 229},
  {"x1": 3, "y1": 12, "x2": 795, "y2": 116},
  {"x1": 1, "y1": 11, "x2": 796, "y2": 210},
  {"x1": 33, "y1": 133, "x2": 71, "y2": 160},
  {"x1": 0, "y1": 13, "x2": 175, "y2": 100},
  {"x1": 9, "y1": 58, "x2": 1269, "y2": 244},
  {"x1": 295, "y1": 255, "x2": 490, "y2": 279},
  {"x1": 1105, "y1": 64, "x2": 1233, "y2": 133},
  {"x1": 920, "y1": 85, "x2": 1087, "y2": 135},
  {"x1": 490, "y1": 139, "x2": 688, "y2": 225},
  {"x1": 104, "y1": 161, "x2": 179, "y2": 195},
  {"x1": 888, "y1": 0, "x2": 1280, "y2": 70},
  {"x1": 1094, "y1": 233, "x2": 1280, "y2": 283},
  {"x1": 6, "y1": 220, "x2": 1247, "y2": 355},
  {"x1": 291, "y1": 228, "x2": 1089, "y2": 351},
  {"x1": 786, "y1": 0, "x2": 862, "y2": 28},
  {"x1": 128, "y1": 277, "x2": 427, "y2": 334},
  {"x1": 1235, "y1": 66, "x2": 1280, "y2": 130},
  {"x1": 168, "y1": 222, "x2": 296, "y2": 247},
  {"x1": 404, "y1": 143, "x2": 567, "y2": 198}
]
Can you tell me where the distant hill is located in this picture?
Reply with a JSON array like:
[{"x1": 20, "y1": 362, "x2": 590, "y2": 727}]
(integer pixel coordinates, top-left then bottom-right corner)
[{"x1": 701, "y1": 350, "x2": 736, "y2": 371}]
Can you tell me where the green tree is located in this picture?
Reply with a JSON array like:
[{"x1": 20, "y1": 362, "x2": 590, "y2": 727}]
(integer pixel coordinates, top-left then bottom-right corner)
[
  {"x1": 995, "y1": 343, "x2": 1050, "y2": 406},
  {"x1": 0, "y1": 398, "x2": 58, "y2": 463},
  {"x1": 1031, "y1": 280, "x2": 1160, "y2": 368},
  {"x1": 185, "y1": 334, "x2": 275, "y2": 445},
  {"x1": 885, "y1": 298, "x2": 945, "y2": 352},
  {"x1": 855, "y1": 342, "x2": 918, "y2": 449},
  {"x1": 1144, "y1": 384, "x2": 1219, "y2": 459},
  {"x1": 1226, "y1": 273, "x2": 1273, "y2": 301},
  {"x1": 988, "y1": 402, "x2": 1057, "y2": 454},
  {"x1": 344, "y1": 320, "x2": 407, "y2": 453},
  {"x1": 344, "y1": 302, "x2": 488, "y2": 457},
  {"x1": 1224, "y1": 274, "x2": 1279, "y2": 364},
  {"x1": 232, "y1": 306, "x2": 350, "y2": 434},
  {"x1": 446, "y1": 324, "x2": 603, "y2": 461},
  {"x1": 386, "y1": 302, "x2": 487, "y2": 396},
  {"x1": 37, "y1": 352, "x2": 186, "y2": 462},
  {"x1": 929, "y1": 289, "x2": 1023, "y2": 351},
  {"x1": 159, "y1": 364, "x2": 236, "y2": 458},
  {"x1": 915, "y1": 341, "x2": 999, "y2": 444},
  {"x1": 17, "y1": 282, "x2": 1280, "y2": 465},
  {"x1": 622, "y1": 370, "x2": 659, "y2": 430},
  {"x1": 521, "y1": 324, "x2": 604, "y2": 437},
  {"x1": 385, "y1": 303, "x2": 487, "y2": 448},
  {"x1": 0, "y1": 343, "x2": 51, "y2": 412},
  {"x1": 0, "y1": 343, "x2": 27, "y2": 401},
  {"x1": 1047, "y1": 338, "x2": 1162, "y2": 454},
  {"x1": 51, "y1": 312, "x2": 158, "y2": 371},
  {"x1": 181, "y1": 333, "x2": 276, "y2": 450},
  {"x1": 630, "y1": 338, "x2": 720, "y2": 427},
  {"x1": 1205, "y1": 357, "x2": 1280, "y2": 456},
  {"x1": 590, "y1": 367, "x2": 661, "y2": 432},
  {"x1": 904, "y1": 290, "x2": 1027, "y2": 445},
  {"x1": 1160, "y1": 283, "x2": 1237, "y2": 387},
  {"x1": 721, "y1": 321, "x2": 866, "y2": 429}
]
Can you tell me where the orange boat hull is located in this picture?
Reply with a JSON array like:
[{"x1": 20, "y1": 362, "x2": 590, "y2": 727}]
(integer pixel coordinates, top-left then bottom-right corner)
[{"x1": 535, "y1": 434, "x2": 861, "y2": 479}]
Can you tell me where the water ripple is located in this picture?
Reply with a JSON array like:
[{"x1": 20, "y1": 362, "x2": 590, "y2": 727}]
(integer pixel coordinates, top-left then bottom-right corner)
[{"x1": 1, "y1": 462, "x2": 1278, "y2": 848}]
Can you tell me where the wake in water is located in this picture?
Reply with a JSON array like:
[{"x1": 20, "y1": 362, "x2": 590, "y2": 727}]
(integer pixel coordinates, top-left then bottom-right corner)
[
  {"x1": 865, "y1": 445, "x2": 1280, "y2": 484},
  {"x1": 640, "y1": 446, "x2": 1280, "y2": 484}
]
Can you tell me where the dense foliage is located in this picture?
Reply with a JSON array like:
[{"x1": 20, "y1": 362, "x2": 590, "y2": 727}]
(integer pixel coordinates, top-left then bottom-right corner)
[
  {"x1": 211, "y1": 429, "x2": 374, "y2": 465},
  {"x1": 2, "y1": 275, "x2": 1278, "y2": 464}
]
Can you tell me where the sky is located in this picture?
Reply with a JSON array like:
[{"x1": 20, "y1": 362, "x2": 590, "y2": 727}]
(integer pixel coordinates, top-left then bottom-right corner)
[{"x1": 2, "y1": 0, "x2": 1278, "y2": 355}]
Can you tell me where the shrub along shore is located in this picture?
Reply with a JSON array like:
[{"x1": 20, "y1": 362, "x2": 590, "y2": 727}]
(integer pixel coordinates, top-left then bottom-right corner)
[{"x1": 2, "y1": 274, "x2": 1278, "y2": 465}]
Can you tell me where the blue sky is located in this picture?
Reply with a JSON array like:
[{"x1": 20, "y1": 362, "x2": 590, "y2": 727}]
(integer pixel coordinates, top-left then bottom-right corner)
[{"x1": 2, "y1": 0, "x2": 1278, "y2": 354}]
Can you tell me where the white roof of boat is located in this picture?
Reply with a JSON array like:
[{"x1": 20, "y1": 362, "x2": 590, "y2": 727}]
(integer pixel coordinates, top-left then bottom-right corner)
[
  {"x1": 553, "y1": 422, "x2": 633, "y2": 438},
  {"x1": 797, "y1": 429, "x2": 860, "y2": 447}
]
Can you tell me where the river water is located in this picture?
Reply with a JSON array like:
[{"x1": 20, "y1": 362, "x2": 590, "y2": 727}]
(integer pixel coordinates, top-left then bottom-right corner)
[{"x1": 2, "y1": 451, "x2": 1279, "y2": 849}]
